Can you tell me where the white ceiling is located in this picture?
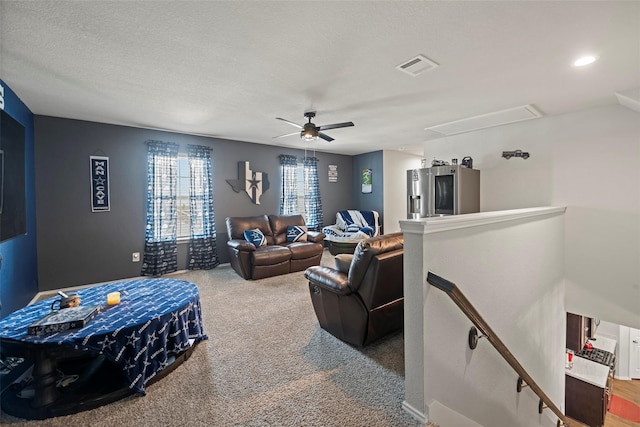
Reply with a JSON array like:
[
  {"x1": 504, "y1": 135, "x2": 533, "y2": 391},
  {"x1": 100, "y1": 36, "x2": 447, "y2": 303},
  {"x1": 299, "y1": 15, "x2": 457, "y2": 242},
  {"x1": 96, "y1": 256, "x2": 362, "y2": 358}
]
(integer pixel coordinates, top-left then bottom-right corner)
[{"x1": 1, "y1": 1, "x2": 639, "y2": 156}]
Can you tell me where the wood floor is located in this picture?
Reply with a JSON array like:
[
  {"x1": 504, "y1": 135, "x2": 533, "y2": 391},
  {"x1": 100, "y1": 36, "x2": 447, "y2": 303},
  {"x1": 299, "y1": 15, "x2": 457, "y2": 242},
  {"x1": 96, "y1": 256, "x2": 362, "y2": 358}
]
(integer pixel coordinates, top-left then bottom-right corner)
[{"x1": 604, "y1": 378, "x2": 640, "y2": 427}]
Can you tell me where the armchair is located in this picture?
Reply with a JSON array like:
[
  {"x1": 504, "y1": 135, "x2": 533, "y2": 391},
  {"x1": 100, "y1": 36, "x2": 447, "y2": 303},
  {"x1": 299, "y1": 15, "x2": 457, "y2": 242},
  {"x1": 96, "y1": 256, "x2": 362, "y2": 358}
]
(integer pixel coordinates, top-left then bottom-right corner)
[
  {"x1": 322, "y1": 210, "x2": 380, "y2": 255},
  {"x1": 303, "y1": 232, "x2": 403, "y2": 347}
]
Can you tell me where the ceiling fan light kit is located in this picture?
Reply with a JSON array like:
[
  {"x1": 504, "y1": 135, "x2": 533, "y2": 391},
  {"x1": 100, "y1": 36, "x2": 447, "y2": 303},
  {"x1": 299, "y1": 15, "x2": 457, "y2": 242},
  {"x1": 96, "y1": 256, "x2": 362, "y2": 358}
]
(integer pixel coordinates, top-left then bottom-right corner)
[
  {"x1": 274, "y1": 111, "x2": 354, "y2": 143},
  {"x1": 302, "y1": 128, "x2": 317, "y2": 141}
]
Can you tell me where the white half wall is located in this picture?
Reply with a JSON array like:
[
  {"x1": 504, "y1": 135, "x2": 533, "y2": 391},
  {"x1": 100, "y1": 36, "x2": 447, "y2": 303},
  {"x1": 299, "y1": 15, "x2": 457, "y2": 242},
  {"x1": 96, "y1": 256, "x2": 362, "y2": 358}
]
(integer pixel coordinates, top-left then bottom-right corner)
[
  {"x1": 422, "y1": 104, "x2": 640, "y2": 330},
  {"x1": 401, "y1": 207, "x2": 566, "y2": 427}
]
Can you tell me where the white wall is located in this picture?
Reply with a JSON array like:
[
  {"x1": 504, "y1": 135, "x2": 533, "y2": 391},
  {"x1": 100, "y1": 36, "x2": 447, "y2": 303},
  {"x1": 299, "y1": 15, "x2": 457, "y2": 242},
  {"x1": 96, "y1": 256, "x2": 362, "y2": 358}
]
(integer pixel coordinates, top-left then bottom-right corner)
[
  {"x1": 401, "y1": 208, "x2": 566, "y2": 426},
  {"x1": 597, "y1": 320, "x2": 632, "y2": 379},
  {"x1": 422, "y1": 104, "x2": 640, "y2": 329},
  {"x1": 382, "y1": 150, "x2": 422, "y2": 233}
]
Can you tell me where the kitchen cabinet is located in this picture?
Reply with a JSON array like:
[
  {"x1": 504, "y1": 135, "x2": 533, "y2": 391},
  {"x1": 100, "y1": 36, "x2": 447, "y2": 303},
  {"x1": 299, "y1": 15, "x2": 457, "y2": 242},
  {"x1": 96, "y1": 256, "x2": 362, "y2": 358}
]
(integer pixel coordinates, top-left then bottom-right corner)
[
  {"x1": 567, "y1": 312, "x2": 592, "y2": 352},
  {"x1": 565, "y1": 357, "x2": 611, "y2": 427}
]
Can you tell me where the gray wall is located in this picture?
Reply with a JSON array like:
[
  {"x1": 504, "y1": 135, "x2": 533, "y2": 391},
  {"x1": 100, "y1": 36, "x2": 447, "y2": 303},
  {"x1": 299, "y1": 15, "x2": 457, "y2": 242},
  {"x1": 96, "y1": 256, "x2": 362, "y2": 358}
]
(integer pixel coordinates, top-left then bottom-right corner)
[
  {"x1": 34, "y1": 116, "x2": 353, "y2": 291},
  {"x1": 351, "y1": 150, "x2": 384, "y2": 229}
]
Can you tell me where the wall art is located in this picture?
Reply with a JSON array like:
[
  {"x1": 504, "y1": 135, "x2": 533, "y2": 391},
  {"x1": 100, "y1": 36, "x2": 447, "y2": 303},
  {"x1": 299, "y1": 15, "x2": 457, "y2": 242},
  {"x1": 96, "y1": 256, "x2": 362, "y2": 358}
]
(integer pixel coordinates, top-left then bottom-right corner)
[
  {"x1": 328, "y1": 164, "x2": 338, "y2": 183},
  {"x1": 361, "y1": 168, "x2": 372, "y2": 194},
  {"x1": 226, "y1": 161, "x2": 270, "y2": 205},
  {"x1": 90, "y1": 155, "x2": 110, "y2": 212}
]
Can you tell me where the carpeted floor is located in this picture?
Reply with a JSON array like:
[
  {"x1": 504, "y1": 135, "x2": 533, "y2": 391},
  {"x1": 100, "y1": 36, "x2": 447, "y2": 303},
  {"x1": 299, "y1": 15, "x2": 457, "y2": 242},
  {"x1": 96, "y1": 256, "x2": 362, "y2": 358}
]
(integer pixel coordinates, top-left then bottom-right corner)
[{"x1": 0, "y1": 250, "x2": 425, "y2": 427}]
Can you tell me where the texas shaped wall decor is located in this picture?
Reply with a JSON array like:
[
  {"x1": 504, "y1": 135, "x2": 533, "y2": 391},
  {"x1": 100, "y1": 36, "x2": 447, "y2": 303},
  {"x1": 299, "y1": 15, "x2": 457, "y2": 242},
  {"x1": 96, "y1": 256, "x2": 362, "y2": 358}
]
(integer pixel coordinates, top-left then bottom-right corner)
[{"x1": 226, "y1": 161, "x2": 269, "y2": 205}]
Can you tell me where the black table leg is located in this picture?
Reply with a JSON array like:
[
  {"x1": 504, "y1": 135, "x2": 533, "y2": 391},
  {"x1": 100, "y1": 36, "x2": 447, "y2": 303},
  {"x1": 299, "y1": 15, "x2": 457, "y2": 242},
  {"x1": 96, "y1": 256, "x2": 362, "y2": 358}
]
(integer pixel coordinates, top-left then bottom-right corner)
[{"x1": 31, "y1": 349, "x2": 58, "y2": 407}]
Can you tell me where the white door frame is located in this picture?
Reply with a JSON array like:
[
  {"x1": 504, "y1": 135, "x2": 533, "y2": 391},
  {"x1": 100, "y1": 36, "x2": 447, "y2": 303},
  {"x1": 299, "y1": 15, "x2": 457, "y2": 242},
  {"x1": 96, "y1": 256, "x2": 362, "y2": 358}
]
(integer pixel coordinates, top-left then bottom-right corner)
[{"x1": 630, "y1": 327, "x2": 640, "y2": 380}]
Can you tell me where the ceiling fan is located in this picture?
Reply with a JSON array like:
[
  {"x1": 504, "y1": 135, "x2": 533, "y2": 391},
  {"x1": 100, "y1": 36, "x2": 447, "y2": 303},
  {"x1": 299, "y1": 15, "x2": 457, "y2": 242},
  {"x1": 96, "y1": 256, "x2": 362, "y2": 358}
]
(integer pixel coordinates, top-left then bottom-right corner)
[{"x1": 273, "y1": 112, "x2": 354, "y2": 142}]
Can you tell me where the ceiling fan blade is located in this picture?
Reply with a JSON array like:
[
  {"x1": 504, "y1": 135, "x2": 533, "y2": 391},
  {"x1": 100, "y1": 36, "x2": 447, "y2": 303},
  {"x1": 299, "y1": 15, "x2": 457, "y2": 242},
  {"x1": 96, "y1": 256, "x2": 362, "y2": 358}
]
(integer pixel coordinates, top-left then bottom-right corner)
[
  {"x1": 318, "y1": 132, "x2": 334, "y2": 142},
  {"x1": 276, "y1": 117, "x2": 303, "y2": 129},
  {"x1": 317, "y1": 121, "x2": 354, "y2": 131},
  {"x1": 273, "y1": 131, "x2": 300, "y2": 139}
]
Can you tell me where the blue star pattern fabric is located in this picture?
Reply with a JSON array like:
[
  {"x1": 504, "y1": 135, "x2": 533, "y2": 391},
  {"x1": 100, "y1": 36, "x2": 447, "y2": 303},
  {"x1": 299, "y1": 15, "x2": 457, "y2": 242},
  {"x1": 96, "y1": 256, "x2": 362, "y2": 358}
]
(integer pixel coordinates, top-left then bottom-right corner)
[
  {"x1": 0, "y1": 278, "x2": 207, "y2": 395},
  {"x1": 286, "y1": 225, "x2": 307, "y2": 242},
  {"x1": 243, "y1": 228, "x2": 266, "y2": 247},
  {"x1": 323, "y1": 210, "x2": 380, "y2": 243}
]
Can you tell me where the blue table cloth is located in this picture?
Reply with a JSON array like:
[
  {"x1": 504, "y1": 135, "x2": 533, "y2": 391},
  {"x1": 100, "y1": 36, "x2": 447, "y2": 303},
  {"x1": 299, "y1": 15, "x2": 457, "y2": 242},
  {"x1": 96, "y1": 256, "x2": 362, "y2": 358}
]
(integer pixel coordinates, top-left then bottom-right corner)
[{"x1": 0, "y1": 278, "x2": 207, "y2": 394}]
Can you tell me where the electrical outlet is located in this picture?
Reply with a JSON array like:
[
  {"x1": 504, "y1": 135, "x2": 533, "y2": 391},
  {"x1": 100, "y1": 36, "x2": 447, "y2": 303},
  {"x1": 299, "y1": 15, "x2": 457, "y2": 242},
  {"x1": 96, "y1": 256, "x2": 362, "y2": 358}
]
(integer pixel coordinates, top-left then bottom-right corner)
[{"x1": 132, "y1": 252, "x2": 140, "y2": 262}]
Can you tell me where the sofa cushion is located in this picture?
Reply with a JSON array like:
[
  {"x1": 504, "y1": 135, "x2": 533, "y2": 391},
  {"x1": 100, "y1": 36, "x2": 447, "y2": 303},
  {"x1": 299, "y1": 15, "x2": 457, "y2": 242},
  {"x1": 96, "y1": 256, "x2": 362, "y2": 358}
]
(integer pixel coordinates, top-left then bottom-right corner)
[
  {"x1": 252, "y1": 245, "x2": 291, "y2": 266},
  {"x1": 268, "y1": 214, "x2": 306, "y2": 245},
  {"x1": 226, "y1": 215, "x2": 274, "y2": 245},
  {"x1": 287, "y1": 242, "x2": 323, "y2": 260},
  {"x1": 244, "y1": 228, "x2": 267, "y2": 247},
  {"x1": 286, "y1": 225, "x2": 307, "y2": 242}
]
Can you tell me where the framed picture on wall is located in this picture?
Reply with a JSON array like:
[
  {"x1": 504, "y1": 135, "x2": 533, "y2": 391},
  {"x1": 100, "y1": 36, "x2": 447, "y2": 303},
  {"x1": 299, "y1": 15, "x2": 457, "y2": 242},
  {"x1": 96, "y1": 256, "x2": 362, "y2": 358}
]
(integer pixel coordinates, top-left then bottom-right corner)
[
  {"x1": 361, "y1": 168, "x2": 372, "y2": 194},
  {"x1": 90, "y1": 155, "x2": 110, "y2": 212},
  {"x1": 328, "y1": 164, "x2": 338, "y2": 183}
]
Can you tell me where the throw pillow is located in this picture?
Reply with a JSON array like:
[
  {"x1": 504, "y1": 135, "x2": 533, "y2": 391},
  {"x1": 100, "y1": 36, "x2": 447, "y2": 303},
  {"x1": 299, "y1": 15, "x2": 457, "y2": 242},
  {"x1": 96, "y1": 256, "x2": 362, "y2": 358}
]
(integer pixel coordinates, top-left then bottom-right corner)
[
  {"x1": 286, "y1": 225, "x2": 308, "y2": 243},
  {"x1": 243, "y1": 228, "x2": 267, "y2": 247},
  {"x1": 334, "y1": 254, "x2": 353, "y2": 274}
]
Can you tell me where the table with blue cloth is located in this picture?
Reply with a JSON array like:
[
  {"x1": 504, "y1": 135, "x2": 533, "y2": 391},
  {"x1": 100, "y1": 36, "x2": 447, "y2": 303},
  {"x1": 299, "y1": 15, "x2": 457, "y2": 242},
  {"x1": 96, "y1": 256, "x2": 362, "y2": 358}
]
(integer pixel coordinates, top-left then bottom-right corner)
[{"x1": 0, "y1": 278, "x2": 207, "y2": 420}]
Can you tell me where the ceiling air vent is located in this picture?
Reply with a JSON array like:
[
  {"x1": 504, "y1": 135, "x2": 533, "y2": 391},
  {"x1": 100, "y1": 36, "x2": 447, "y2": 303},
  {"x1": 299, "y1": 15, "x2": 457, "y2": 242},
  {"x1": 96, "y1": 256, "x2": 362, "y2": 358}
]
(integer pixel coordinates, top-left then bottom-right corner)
[
  {"x1": 425, "y1": 104, "x2": 543, "y2": 136},
  {"x1": 396, "y1": 54, "x2": 439, "y2": 76}
]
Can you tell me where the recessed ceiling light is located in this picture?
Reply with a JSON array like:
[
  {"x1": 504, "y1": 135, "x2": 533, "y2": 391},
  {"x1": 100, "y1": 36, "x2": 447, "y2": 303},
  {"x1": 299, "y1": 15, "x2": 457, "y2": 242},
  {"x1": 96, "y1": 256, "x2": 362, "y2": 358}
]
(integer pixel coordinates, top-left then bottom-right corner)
[{"x1": 573, "y1": 55, "x2": 597, "y2": 67}]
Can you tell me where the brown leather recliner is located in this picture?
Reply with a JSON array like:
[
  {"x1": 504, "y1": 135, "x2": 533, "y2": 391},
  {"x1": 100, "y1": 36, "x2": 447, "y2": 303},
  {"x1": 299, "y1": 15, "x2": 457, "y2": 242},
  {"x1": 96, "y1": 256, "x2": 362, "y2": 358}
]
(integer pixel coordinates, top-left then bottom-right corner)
[
  {"x1": 226, "y1": 214, "x2": 325, "y2": 280},
  {"x1": 304, "y1": 232, "x2": 403, "y2": 346}
]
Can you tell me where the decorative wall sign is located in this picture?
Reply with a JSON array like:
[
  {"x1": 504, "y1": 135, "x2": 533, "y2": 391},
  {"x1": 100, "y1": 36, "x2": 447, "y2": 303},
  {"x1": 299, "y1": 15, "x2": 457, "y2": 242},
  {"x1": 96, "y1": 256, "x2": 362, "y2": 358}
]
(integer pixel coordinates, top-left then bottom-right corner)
[
  {"x1": 90, "y1": 155, "x2": 110, "y2": 212},
  {"x1": 328, "y1": 164, "x2": 338, "y2": 183},
  {"x1": 361, "y1": 168, "x2": 372, "y2": 194},
  {"x1": 226, "y1": 161, "x2": 270, "y2": 205}
]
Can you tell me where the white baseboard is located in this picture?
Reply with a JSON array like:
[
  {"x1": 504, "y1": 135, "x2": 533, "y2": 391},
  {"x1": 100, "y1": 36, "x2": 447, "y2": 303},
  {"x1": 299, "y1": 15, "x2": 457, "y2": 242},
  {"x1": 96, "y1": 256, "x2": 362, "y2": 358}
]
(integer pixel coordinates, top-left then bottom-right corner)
[
  {"x1": 427, "y1": 400, "x2": 484, "y2": 427},
  {"x1": 402, "y1": 400, "x2": 427, "y2": 424}
]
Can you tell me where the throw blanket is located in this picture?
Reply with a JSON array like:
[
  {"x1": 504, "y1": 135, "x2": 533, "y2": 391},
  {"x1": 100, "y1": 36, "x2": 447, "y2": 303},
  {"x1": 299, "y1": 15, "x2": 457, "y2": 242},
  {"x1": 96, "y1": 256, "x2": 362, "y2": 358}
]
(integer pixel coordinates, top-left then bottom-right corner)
[{"x1": 335, "y1": 210, "x2": 377, "y2": 236}]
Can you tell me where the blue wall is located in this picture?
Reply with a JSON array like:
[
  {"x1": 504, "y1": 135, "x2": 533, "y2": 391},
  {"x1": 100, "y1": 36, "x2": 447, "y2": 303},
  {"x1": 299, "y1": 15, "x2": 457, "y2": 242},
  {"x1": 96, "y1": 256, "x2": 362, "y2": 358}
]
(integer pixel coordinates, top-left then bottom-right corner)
[
  {"x1": 0, "y1": 81, "x2": 38, "y2": 318},
  {"x1": 352, "y1": 150, "x2": 384, "y2": 226}
]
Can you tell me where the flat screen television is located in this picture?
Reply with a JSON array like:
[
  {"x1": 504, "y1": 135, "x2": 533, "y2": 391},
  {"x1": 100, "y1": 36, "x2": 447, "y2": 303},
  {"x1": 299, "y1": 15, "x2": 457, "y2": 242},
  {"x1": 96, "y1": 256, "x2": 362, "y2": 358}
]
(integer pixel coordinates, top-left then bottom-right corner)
[{"x1": 0, "y1": 108, "x2": 26, "y2": 242}]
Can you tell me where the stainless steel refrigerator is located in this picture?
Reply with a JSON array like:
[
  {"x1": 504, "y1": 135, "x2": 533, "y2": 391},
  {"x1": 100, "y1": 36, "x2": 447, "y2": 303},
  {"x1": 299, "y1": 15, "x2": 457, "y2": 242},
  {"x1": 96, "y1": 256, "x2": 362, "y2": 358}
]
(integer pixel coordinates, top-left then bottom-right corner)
[{"x1": 407, "y1": 166, "x2": 480, "y2": 219}]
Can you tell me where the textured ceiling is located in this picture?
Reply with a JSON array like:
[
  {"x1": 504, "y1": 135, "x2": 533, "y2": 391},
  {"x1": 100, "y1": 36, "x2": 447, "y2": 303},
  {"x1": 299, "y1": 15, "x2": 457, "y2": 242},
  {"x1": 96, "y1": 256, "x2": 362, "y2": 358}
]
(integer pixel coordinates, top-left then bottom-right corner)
[{"x1": 1, "y1": 1, "x2": 639, "y2": 156}]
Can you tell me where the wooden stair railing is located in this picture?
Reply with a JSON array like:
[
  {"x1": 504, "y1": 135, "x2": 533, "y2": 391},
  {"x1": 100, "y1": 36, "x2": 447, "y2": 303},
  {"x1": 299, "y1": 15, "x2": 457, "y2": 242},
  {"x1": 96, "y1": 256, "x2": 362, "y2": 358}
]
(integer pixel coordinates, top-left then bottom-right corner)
[{"x1": 426, "y1": 272, "x2": 589, "y2": 427}]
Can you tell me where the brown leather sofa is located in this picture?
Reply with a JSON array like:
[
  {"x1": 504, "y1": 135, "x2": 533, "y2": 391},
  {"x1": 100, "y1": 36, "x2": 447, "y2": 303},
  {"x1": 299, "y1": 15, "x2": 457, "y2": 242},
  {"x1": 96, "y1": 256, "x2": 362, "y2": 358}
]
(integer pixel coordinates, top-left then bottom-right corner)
[
  {"x1": 303, "y1": 232, "x2": 403, "y2": 347},
  {"x1": 225, "y1": 214, "x2": 325, "y2": 280}
]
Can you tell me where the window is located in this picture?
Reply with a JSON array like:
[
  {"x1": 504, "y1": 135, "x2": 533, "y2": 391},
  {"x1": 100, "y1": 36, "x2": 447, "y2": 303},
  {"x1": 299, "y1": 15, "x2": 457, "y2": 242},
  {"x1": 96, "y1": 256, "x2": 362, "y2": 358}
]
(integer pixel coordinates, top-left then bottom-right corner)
[
  {"x1": 187, "y1": 155, "x2": 209, "y2": 238},
  {"x1": 176, "y1": 154, "x2": 190, "y2": 239},
  {"x1": 302, "y1": 156, "x2": 323, "y2": 231},
  {"x1": 143, "y1": 141, "x2": 219, "y2": 275},
  {"x1": 295, "y1": 163, "x2": 306, "y2": 216},
  {"x1": 142, "y1": 140, "x2": 179, "y2": 276},
  {"x1": 176, "y1": 153, "x2": 214, "y2": 239},
  {"x1": 279, "y1": 154, "x2": 323, "y2": 230}
]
